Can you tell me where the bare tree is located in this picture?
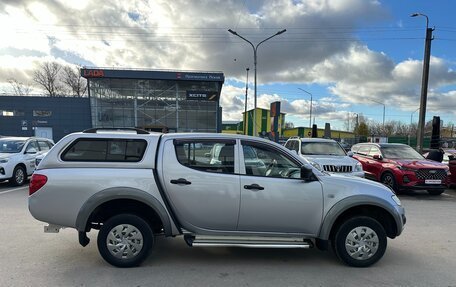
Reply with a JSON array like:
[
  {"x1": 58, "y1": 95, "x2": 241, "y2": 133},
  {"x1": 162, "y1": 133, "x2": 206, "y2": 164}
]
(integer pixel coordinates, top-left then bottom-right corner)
[
  {"x1": 61, "y1": 66, "x2": 87, "y2": 97},
  {"x1": 7, "y1": 78, "x2": 32, "y2": 96},
  {"x1": 33, "y1": 62, "x2": 64, "y2": 97}
]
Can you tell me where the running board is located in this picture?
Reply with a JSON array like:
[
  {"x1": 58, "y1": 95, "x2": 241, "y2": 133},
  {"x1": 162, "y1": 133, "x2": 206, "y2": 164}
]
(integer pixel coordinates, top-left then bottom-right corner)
[{"x1": 184, "y1": 235, "x2": 313, "y2": 249}]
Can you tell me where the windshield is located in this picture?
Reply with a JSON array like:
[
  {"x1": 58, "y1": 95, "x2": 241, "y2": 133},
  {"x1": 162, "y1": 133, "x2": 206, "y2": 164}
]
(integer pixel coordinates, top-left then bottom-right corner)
[
  {"x1": 301, "y1": 142, "x2": 346, "y2": 156},
  {"x1": 382, "y1": 145, "x2": 424, "y2": 160},
  {"x1": 0, "y1": 139, "x2": 25, "y2": 153}
]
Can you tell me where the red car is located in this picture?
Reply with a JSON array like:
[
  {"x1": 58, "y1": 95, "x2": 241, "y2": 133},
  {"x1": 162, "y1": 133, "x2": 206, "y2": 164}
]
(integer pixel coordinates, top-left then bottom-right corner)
[{"x1": 352, "y1": 143, "x2": 450, "y2": 195}]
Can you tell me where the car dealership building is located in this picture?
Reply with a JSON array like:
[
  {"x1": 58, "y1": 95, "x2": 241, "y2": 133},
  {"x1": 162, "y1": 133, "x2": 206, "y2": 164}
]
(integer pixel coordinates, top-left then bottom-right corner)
[{"x1": 0, "y1": 68, "x2": 225, "y2": 141}]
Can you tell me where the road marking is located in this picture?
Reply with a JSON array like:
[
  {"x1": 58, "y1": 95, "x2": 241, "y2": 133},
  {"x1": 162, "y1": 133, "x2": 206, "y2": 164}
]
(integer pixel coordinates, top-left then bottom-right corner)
[{"x1": 0, "y1": 186, "x2": 28, "y2": 195}]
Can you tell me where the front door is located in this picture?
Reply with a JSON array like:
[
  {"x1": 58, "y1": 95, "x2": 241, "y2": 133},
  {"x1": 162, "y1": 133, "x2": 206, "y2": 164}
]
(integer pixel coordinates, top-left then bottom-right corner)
[
  {"x1": 161, "y1": 138, "x2": 241, "y2": 231},
  {"x1": 237, "y1": 140, "x2": 324, "y2": 235}
]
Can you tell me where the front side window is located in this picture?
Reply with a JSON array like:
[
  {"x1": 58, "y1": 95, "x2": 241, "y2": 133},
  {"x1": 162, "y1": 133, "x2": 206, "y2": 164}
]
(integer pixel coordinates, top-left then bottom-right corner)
[
  {"x1": 25, "y1": 141, "x2": 39, "y2": 153},
  {"x1": 175, "y1": 140, "x2": 235, "y2": 174},
  {"x1": 368, "y1": 147, "x2": 381, "y2": 157},
  {"x1": 242, "y1": 142, "x2": 301, "y2": 178},
  {"x1": 356, "y1": 146, "x2": 371, "y2": 156},
  {"x1": 62, "y1": 138, "x2": 147, "y2": 162},
  {"x1": 38, "y1": 141, "x2": 52, "y2": 151}
]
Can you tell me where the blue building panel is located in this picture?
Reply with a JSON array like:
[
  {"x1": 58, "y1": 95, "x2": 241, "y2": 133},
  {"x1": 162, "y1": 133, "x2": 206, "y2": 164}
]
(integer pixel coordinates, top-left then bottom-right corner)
[{"x1": 0, "y1": 96, "x2": 91, "y2": 141}]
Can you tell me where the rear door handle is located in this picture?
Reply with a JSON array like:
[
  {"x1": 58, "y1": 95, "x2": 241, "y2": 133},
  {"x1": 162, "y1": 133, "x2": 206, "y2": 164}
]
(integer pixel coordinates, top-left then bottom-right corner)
[
  {"x1": 170, "y1": 178, "x2": 192, "y2": 185},
  {"x1": 244, "y1": 184, "x2": 264, "y2": 191}
]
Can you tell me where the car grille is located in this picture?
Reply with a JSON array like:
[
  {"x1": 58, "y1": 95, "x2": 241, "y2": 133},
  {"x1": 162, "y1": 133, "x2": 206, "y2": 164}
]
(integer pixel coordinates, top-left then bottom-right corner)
[
  {"x1": 323, "y1": 165, "x2": 352, "y2": 173},
  {"x1": 415, "y1": 169, "x2": 447, "y2": 180}
]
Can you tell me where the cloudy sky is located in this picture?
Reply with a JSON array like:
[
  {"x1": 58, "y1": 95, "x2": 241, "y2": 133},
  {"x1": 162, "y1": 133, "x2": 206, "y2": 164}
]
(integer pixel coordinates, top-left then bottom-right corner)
[{"x1": 1, "y1": 0, "x2": 456, "y2": 130}]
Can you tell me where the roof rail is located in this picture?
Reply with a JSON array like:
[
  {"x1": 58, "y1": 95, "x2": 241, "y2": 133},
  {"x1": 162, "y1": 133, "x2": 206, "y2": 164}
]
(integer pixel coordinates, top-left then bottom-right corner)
[{"x1": 82, "y1": 128, "x2": 150, "y2": 134}]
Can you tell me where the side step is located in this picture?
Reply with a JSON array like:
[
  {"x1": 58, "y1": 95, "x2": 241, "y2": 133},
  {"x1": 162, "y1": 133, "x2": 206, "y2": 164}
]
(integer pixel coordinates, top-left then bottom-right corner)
[{"x1": 184, "y1": 235, "x2": 313, "y2": 249}]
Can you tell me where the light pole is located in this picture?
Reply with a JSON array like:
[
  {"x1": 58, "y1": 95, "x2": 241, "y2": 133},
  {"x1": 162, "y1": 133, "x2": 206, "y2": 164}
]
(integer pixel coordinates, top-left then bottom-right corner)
[
  {"x1": 411, "y1": 12, "x2": 434, "y2": 153},
  {"x1": 368, "y1": 99, "x2": 385, "y2": 131},
  {"x1": 410, "y1": 107, "x2": 420, "y2": 126},
  {"x1": 409, "y1": 107, "x2": 420, "y2": 146},
  {"x1": 228, "y1": 28, "x2": 287, "y2": 137},
  {"x1": 298, "y1": 88, "x2": 313, "y2": 128},
  {"x1": 244, "y1": 67, "x2": 249, "y2": 135}
]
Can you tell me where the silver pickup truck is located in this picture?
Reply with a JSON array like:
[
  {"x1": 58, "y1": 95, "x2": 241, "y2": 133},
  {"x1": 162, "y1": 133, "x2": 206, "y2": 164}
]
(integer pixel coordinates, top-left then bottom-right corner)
[{"x1": 29, "y1": 128, "x2": 405, "y2": 268}]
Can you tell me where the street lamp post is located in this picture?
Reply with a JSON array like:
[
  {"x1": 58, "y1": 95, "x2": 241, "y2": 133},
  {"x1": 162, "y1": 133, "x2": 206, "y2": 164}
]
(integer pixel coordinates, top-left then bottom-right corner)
[
  {"x1": 411, "y1": 12, "x2": 434, "y2": 153},
  {"x1": 369, "y1": 99, "x2": 385, "y2": 131},
  {"x1": 409, "y1": 107, "x2": 420, "y2": 146},
  {"x1": 228, "y1": 28, "x2": 287, "y2": 137},
  {"x1": 244, "y1": 67, "x2": 249, "y2": 135},
  {"x1": 298, "y1": 88, "x2": 313, "y2": 128}
]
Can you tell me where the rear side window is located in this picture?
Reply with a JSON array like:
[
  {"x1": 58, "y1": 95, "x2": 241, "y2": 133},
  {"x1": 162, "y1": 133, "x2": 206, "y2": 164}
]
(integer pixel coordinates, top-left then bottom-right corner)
[
  {"x1": 174, "y1": 140, "x2": 236, "y2": 174},
  {"x1": 61, "y1": 138, "x2": 147, "y2": 162}
]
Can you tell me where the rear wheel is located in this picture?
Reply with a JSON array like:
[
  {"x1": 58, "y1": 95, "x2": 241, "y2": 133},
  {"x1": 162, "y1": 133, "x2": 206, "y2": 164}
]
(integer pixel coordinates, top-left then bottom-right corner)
[
  {"x1": 97, "y1": 214, "x2": 153, "y2": 268},
  {"x1": 334, "y1": 216, "x2": 387, "y2": 267},
  {"x1": 427, "y1": 189, "x2": 444, "y2": 196},
  {"x1": 10, "y1": 166, "x2": 26, "y2": 186}
]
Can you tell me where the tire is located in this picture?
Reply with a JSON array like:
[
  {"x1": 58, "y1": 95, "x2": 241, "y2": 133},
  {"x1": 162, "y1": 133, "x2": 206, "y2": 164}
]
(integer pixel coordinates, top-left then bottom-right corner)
[
  {"x1": 427, "y1": 189, "x2": 444, "y2": 196},
  {"x1": 334, "y1": 216, "x2": 387, "y2": 267},
  {"x1": 97, "y1": 214, "x2": 153, "y2": 268},
  {"x1": 381, "y1": 172, "x2": 397, "y2": 192},
  {"x1": 10, "y1": 166, "x2": 26, "y2": 186}
]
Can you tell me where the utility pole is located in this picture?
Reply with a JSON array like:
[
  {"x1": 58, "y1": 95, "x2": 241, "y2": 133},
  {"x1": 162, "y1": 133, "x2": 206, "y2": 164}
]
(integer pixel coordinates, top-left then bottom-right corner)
[{"x1": 412, "y1": 13, "x2": 434, "y2": 153}]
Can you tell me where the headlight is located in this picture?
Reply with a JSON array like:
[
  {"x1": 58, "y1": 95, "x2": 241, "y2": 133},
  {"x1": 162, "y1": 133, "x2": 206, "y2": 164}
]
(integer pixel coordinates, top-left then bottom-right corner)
[
  {"x1": 392, "y1": 195, "x2": 402, "y2": 206},
  {"x1": 0, "y1": 158, "x2": 9, "y2": 163},
  {"x1": 397, "y1": 165, "x2": 416, "y2": 172},
  {"x1": 309, "y1": 161, "x2": 322, "y2": 171},
  {"x1": 354, "y1": 162, "x2": 363, "y2": 172}
]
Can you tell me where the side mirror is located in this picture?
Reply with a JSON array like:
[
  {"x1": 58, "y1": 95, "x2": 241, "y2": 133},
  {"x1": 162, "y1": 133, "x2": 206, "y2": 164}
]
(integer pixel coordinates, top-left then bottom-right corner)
[
  {"x1": 25, "y1": 148, "x2": 37, "y2": 154},
  {"x1": 373, "y1": 154, "x2": 383, "y2": 160},
  {"x1": 301, "y1": 166, "x2": 314, "y2": 181},
  {"x1": 347, "y1": 151, "x2": 354, "y2": 157}
]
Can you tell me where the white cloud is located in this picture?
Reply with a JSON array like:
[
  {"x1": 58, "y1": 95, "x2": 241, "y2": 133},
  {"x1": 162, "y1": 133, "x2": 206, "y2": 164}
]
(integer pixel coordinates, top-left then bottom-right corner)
[{"x1": 0, "y1": 0, "x2": 455, "y2": 125}]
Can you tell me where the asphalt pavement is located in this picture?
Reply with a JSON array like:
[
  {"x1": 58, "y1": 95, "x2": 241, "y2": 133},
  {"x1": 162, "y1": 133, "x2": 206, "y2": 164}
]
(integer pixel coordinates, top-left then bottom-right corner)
[{"x1": 1, "y1": 181, "x2": 456, "y2": 287}]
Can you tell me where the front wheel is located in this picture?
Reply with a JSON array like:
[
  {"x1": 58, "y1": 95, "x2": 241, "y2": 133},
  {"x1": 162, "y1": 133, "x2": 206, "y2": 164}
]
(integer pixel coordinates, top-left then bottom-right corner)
[
  {"x1": 97, "y1": 214, "x2": 153, "y2": 268},
  {"x1": 381, "y1": 172, "x2": 397, "y2": 192},
  {"x1": 10, "y1": 166, "x2": 26, "y2": 186},
  {"x1": 334, "y1": 216, "x2": 387, "y2": 267},
  {"x1": 427, "y1": 189, "x2": 445, "y2": 196}
]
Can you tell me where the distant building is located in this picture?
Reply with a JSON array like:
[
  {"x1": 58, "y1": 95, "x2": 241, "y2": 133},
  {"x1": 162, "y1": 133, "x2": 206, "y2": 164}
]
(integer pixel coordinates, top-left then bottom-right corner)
[{"x1": 0, "y1": 68, "x2": 225, "y2": 141}]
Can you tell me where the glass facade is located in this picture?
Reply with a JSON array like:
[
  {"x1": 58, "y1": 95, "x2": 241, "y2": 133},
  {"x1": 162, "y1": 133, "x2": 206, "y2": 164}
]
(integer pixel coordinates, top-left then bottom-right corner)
[{"x1": 84, "y1": 69, "x2": 223, "y2": 133}]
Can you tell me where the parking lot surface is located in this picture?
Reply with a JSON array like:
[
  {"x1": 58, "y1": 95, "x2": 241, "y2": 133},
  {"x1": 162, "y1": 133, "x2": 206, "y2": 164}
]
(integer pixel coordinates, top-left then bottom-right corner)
[{"x1": 1, "y1": 182, "x2": 456, "y2": 287}]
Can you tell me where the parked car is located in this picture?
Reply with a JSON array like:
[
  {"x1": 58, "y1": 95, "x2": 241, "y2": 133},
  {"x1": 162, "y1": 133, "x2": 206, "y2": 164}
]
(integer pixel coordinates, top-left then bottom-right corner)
[
  {"x1": 284, "y1": 137, "x2": 364, "y2": 177},
  {"x1": 0, "y1": 137, "x2": 54, "y2": 185},
  {"x1": 352, "y1": 143, "x2": 450, "y2": 195},
  {"x1": 29, "y1": 128, "x2": 405, "y2": 268},
  {"x1": 423, "y1": 149, "x2": 456, "y2": 187}
]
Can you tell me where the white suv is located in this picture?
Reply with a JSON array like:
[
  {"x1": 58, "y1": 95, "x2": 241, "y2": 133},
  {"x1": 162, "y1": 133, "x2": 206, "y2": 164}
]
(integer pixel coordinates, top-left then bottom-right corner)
[
  {"x1": 0, "y1": 137, "x2": 54, "y2": 185},
  {"x1": 284, "y1": 137, "x2": 364, "y2": 177}
]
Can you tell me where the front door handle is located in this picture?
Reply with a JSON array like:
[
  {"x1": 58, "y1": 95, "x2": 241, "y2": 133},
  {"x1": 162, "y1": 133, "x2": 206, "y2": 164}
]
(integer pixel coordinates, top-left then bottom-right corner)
[
  {"x1": 170, "y1": 178, "x2": 192, "y2": 185},
  {"x1": 244, "y1": 184, "x2": 264, "y2": 191}
]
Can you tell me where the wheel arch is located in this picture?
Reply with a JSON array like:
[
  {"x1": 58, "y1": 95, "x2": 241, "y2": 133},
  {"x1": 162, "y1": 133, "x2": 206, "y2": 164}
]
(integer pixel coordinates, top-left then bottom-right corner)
[
  {"x1": 75, "y1": 187, "x2": 173, "y2": 236},
  {"x1": 319, "y1": 196, "x2": 401, "y2": 241}
]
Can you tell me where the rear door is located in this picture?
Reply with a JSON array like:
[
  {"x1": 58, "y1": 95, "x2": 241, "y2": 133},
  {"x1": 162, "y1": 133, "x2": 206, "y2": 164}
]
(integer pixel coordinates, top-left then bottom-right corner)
[
  {"x1": 161, "y1": 138, "x2": 241, "y2": 231},
  {"x1": 237, "y1": 140, "x2": 323, "y2": 235}
]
